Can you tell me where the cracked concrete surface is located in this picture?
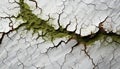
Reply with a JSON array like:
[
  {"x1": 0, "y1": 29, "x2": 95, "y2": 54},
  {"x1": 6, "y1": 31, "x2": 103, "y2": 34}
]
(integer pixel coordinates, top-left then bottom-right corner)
[{"x1": 0, "y1": 0, "x2": 120, "y2": 69}]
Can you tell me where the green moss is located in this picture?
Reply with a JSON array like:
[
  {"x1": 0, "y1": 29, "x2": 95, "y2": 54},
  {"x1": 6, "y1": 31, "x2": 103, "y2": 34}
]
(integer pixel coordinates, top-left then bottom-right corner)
[
  {"x1": 16, "y1": 0, "x2": 120, "y2": 45},
  {"x1": 83, "y1": 33, "x2": 105, "y2": 45},
  {"x1": 82, "y1": 32, "x2": 120, "y2": 45},
  {"x1": 107, "y1": 33, "x2": 120, "y2": 43},
  {"x1": 17, "y1": 0, "x2": 70, "y2": 40}
]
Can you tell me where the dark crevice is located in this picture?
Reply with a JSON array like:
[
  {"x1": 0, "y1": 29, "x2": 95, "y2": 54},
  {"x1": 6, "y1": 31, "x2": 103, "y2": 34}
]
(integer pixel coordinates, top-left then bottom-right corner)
[
  {"x1": 0, "y1": 33, "x2": 5, "y2": 44},
  {"x1": 0, "y1": 0, "x2": 120, "y2": 46}
]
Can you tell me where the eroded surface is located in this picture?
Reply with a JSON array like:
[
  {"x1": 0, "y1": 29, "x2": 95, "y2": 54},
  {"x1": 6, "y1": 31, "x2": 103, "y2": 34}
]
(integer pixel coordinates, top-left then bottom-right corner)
[{"x1": 0, "y1": 0, "x2": 120, "y2": 69}]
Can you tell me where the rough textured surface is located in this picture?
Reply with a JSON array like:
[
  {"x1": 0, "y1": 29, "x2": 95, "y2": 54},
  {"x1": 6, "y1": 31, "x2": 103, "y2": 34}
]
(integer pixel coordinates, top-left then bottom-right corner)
[{"x1": 0, "y1": 0, "x2": 120, "y2": 69}]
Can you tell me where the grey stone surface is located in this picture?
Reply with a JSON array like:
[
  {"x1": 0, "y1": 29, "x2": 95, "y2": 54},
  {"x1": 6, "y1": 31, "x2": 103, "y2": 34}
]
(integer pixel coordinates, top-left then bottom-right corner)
[{"x1": 0, "y1": 0, "x2": 120, "y2": 69}]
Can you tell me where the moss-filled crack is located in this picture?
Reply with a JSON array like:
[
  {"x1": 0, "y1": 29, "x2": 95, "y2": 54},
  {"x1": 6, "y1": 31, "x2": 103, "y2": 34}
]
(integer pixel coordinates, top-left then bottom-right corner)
[
  {"x1": 2, "y1": 0, "x2": 119, "y2": 46},
  {"x1": 16, "y1": 0, "x2": 72, "y2": 41}
]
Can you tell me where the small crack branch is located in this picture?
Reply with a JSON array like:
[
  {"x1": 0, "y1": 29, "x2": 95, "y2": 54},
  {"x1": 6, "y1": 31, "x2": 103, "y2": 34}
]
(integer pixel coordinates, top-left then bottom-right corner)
[
  {"x1": 82, "y1": 44, "x2": 97, "y2": 69},
  {"x1": 29, "y1": 0, "x2": 42, "y2": 14},
  {"x1": 0, "y1": 33, "x2": 5, "y2": 44}
]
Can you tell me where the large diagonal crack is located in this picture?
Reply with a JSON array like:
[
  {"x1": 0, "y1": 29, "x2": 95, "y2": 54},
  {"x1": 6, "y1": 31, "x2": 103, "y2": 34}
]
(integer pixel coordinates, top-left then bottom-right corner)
[
  {"x1": 1, "y1": 0, "x2": 120, "y2": 47},
  {"x1": 1, "y1": 0, "x2": 120, "y2": 69}
]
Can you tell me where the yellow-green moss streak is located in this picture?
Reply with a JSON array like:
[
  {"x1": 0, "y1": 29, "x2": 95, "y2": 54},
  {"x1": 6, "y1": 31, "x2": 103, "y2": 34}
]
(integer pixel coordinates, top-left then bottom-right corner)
[
  {"x1": 16, "y1": 0, "x2": 120, "y2": 45},
  {"x1": 17, "y1": 0, "x2": 71, "y2": 41}
]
